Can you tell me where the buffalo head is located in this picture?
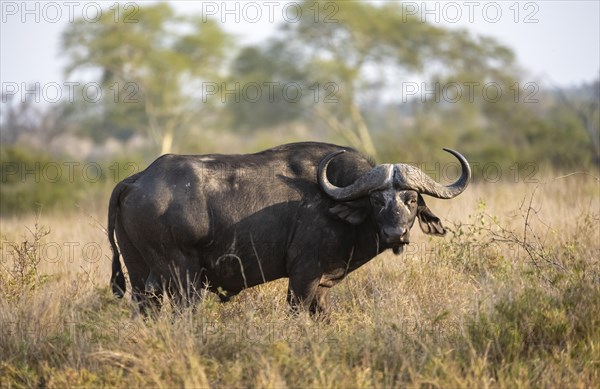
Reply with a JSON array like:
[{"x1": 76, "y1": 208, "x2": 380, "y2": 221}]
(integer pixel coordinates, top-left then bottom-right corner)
[{"x1": 318, "y1": 149, "x2": 471, "y2": 254}]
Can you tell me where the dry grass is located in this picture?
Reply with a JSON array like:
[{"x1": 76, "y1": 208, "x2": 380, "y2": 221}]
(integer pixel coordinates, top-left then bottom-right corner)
[{"x1": 1, "y1": 173, "x2": 599, "y2": 388}]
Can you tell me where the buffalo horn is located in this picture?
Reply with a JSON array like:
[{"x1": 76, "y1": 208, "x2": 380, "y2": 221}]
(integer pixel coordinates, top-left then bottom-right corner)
[
  {"x1": 394, "y1": 148, "x2": 471, "y2": 199},
  {"x1": 318, "y1": 150, "x2": 393, "y2": 201}
]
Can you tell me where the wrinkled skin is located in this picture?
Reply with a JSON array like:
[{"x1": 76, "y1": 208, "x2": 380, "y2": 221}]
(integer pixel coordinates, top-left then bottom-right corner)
[{"x1": 108, "y1": 142, "x2": 462, "y2": 316}]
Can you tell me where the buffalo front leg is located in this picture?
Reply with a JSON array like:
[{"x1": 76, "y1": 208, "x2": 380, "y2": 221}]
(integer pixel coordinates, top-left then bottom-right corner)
[
  {"x1": 286, "y1": 223, "x2": 330, "y2": 317},
  {"x1": 286, "y1": 276, "x2": 321, "y2": 316},
  {"x1": 310, "y1": 286, "x2": 330, "y2": 317}
]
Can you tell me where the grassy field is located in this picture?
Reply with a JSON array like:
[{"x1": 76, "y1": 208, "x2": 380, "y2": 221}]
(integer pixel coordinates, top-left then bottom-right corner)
[{"x1": 1, "y1": 173, "x2": 599, "y2": 388}]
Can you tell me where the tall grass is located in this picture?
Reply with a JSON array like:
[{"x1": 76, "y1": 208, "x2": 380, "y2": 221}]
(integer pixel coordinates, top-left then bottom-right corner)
[{"x1": 1, "y1": 175, "x2": 598, "y2": 387}]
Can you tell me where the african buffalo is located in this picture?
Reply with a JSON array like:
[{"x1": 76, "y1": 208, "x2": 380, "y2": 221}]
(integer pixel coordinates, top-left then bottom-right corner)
[{"x1": 108, "y1": 142, "x2": 470, "y2": 315}]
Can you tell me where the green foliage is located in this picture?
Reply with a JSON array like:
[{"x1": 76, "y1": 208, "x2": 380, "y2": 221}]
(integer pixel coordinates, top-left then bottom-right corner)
[
  {"x1": 432, "y1": 197, "x2": 600, "y2": 383},
  {"x1": 468, "y1": 282, "x2": 600, "y2": 365},
  {"x1": 0, "y1": 146, "x2": 143, "y2": 216},
  {"x1": 437, "y1": 199, "x2": 508, "y2": 277},
  {"x1": 226, "y1": 43, "x2": 311, "y2": 131},
  {"x1": 0, "y1": 147, "x2": 79, "y2": 215},
  {"x1": 375, "y1": 79, "x2": 599, "y2": 171}
]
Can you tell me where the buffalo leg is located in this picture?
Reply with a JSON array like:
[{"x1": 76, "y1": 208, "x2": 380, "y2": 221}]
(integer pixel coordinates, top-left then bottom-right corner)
[
  {"x1": 164, "y1": 256, "x2": 203, "y2": 309},
  {"x1": 286, "y1": 276, "x2": 320, "y2": 315},
  {"x1": 115, "y1": 219, "x2": 163, "y2": 314},
  {"x1": 310, "y1": 286, "x2": 330, "y2": 317},
  {"x1": 143, "y1": 270, "x2": 164, "y2": 316}
]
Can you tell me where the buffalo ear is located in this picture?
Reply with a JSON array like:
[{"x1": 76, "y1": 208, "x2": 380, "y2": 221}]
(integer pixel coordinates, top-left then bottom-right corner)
[
  {"x1": 417, "y1": 195, "x2": 446, "y2": 236},
  {"x1": 329, "y1": 201, "x2": 368, "y2": 225}
]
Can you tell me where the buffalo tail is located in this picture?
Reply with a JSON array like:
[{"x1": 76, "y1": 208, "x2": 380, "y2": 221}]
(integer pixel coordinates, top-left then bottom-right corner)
[{"x1": 108, "y1": 175, "x2": 138, "y2": 298}]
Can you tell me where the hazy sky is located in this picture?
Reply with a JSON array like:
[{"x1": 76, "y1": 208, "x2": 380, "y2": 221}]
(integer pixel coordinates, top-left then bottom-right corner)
[{"x1": 1, "y1": 1, "x2": 599, "y2": 92}]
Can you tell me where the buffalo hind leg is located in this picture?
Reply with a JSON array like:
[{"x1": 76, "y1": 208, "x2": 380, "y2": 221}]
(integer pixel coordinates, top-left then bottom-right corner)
[
  {"x1": 115, "y1": 218, "x2": 163, "y2": 315},
  {"x1": 142, "y1": 271, "x2": 164, "y2": 316}
]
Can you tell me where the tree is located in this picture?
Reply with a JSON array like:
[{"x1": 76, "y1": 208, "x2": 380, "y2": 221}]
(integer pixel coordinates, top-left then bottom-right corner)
[
  {"x1": 229, "y1": 1, "x2": 515, "y2": 158},
  {"x1": 0, "y1": 87, "x2": 69, "y2": 148},
  {"x1": 62, "y1": 2, "x2": 231, "y2": 154},
  {"x1": 226, "y1": 42, "x2": 311, "y2": 131},
  {"x1": 554, "y1": 79, "x2": 600, "y2": 166}
]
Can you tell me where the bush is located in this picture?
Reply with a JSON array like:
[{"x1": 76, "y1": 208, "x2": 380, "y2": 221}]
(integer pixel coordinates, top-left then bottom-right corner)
[
  {"x1": 0, "y1": 146, "x2": 144, "y2": 215},
  {"x1": 0, "y1": 215, "x2": 51, "y2": 303}
]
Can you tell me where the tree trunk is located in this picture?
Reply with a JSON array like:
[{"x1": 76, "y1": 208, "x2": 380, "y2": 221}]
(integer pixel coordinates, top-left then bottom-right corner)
[{"x1": 160, "y1": 127, "x2": 174, "y2": 155}]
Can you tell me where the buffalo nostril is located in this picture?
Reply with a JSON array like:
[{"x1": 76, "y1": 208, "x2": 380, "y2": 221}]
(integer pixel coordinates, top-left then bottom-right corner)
[
  {"x1": 383, "y1": 227, "x2": 397, "y2": 238},
  {"x1": 399, "y1": 228, "x2": 410, "y2": 243},
  {"x1": 383, "y1": 226, "x2": 408, "y2": 241}
]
